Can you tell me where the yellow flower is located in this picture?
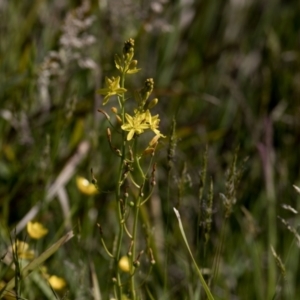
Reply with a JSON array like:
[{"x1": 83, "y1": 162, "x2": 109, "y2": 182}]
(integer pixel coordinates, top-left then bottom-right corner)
[
  {"x1": 76, "y1": 176, "x2": 98, "y2": 195},
  {"x1": 0, "y1": 281, "x2": 17, "y2": 300},
  {"x1": 144, "y1": 110, "x2": 161, "y2": 136},
  {"x1": 27, "y1": 221, "x2": 48, "y2": 239},
  {"x1": 97, "y1": 76, "x2": 127, "y2": 105},
  {"x1": 48, "y1": 275, "x2": 66, "y2": 290},
  {"x1": 118, "y1": 256, "x2": 130, "y2": 273},
  {"x1": 121, "y1": 112, "x2": 149, "y2": 141},
  {"x1": 11, "y1": 240, "x2": 35, "y2": 260}
]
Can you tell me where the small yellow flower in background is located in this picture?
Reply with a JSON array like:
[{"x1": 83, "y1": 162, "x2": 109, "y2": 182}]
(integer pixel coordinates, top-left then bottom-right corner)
[
  {"x1": 11, "y1": 240, "x2": 35, "y2": 260},
  {"x1": 97, "y1": 76, "x2": 127, "y2": 105},
  {"x1": 76, "y1": 176, "x2": 98, "y2": 195},
  {"x1": 118, "y1": 256, "x2": 130, "y2": 273},
  {"x1": 48, "y1": 275, "x2": 66, "y2": 290},
  {"x1": 27, "y1": 221, "x2": 48, "y2": 239},
  {"x1": 0, "y1": 281, "x2": 17, "y2": 300}
]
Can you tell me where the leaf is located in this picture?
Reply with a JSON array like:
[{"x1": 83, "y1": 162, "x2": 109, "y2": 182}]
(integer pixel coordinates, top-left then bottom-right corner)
[{"x1": 173, "y1": 208, "x2": 214, "y2": 300}]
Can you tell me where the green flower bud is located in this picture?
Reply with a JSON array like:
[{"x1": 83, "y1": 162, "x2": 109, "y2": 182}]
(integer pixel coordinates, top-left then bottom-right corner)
[
  {"x1": 140, "y1": 78, "x2": 154, "y2": 102},
  {"x1": 133, "y1": 260, "x2": 140, "y2": 268},
  {"x1": 123, "y1": 38, "x2": 135, "y2": 62},
  {"x1": 126, "y1": 60, "x2": 141, "y2": 74},
  {"x1": 129, "y1": 60, "x2": 138, "y2": 69},
  {"x1": 145, "y1": 98, "x2": 158, "y2": 110}
]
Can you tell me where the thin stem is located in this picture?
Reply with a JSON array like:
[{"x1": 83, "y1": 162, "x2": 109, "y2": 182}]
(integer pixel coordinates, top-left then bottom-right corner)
[
  {"x1": 163, "y1": 170, "x2": 171, "y2": 297},
  {"x1": 130, "y1": 138, "x2": 145, "y2": 300},
  {"x1": 100, "y1": 237, "x2": 114, "y2": 258},
  {"x1": 115, "y1": 71, "x2": 127, "y2": 299}
]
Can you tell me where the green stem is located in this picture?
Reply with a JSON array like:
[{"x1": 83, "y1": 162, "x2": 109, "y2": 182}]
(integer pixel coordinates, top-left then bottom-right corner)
[
  {"x1": 115, "y1": 71, "x2": 126, "y2": 299},
  {"x1": 130, "y1": 138, "x2": 145, "y2": 300}
]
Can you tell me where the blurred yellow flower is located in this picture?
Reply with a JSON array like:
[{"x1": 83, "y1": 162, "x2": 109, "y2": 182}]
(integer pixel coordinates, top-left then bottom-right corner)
[
  {"x1": 118, "y1": 256, "x2": 130, "y2": 273},
  {"x1": 48, "y1": 275, "x2": 66, "y2": 290},
  {"x1": 0, "y1": 281, "x2": 17, "y2": 300},
  {"x1": 76, "y1": 176, "x2": 98, "y2": 195},
  {"x1": 27, "y1": 221, "x2": 48, "y2": 239},
  {"x1": 11, "y1": 240, "x2": 34, "y2": 260}
]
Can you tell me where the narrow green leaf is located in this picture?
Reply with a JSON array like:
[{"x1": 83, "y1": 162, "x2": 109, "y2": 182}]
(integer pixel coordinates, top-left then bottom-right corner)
[{"x1": 173, "y1": 208, "x2": 214, "y2": 300}]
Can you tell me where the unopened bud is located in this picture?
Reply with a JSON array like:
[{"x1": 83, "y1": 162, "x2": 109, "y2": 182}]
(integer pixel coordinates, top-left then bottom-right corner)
[
  {"x1": 143, "y1": 147, "x2": 155, "y2": 156},
  {"x1": 129, "y1": 60, "x2": 138, "y2": 69},
  {"x1": 133, "y1": 260, "x2": 140, "y2": 268},
  {"x1": 140, "y1": 78, "x2": 154, "y2": 101},
  {"x1": 111, "y1": 107, "x2": 118, "y2": 114},
  {"x1": 147, "y1": 98, "x2": 158, "y2": 109},
  {"x1": 123, "y1": 38, "x2": 135, "y2": 62},
  {"x1": 106, "y1": 128, "x2": 111, "y2": 142},
  {"x1": 149, "y1": 134, "x2": 160, "y2": 146},
  {"x1": 118, "y1": 256, "x2": 130, "y2": 273},
  {"x1": 116, "y1": 115, "x2": 122, "y2": 124}
]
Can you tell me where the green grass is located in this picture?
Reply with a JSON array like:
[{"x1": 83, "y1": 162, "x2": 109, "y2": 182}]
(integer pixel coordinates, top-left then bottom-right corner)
[{"x1": 1, "y1": 0, "x2": 300, "y2": 299}]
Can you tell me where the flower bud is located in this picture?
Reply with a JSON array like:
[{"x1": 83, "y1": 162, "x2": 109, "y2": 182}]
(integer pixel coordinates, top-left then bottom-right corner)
[
  {"x1": 133, "y1": 260, "x2": 140, "y2": 268},
  {"x1": 147, "y1": 98, "x2": 158, "y2": 109},
  {"x1": 123, "y1": 38, "x2": 135, "y2": 62},
  {"x1": 111, "y1": 107, "x2": 118, "y2": 114},
  {"x1": 140, "y1": 78, "x2": 154, "y2": 102},
  {"x1": 116, "y1": 115, "x2": 122, "y2": 124},
  {"x1": 118, "y1": 256, "x2": 131, "y2": 273},
  {"x1": 129, "y1": 60, "x2": 138, "y2": 69}
]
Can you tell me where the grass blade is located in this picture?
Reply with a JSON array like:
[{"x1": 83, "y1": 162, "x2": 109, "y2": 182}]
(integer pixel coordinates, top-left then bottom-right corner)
[{"x1": 173, "y1": 208, "x2": 214, "y2": 300}]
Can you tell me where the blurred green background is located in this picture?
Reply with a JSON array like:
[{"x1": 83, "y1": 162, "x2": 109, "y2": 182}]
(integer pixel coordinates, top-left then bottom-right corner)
[{"x1": 1, "y1": 0, "x2": 300, "y2": 299}]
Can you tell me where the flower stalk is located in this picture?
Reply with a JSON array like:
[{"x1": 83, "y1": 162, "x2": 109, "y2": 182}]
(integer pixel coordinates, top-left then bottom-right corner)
[{"x1": 97, "y1": 38, "x2": 165, "y2": 299}]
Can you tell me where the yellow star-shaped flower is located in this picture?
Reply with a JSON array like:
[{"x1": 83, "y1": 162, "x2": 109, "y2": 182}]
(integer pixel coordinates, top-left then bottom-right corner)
[
  {"x1": 97, "y1": 76, "x2": 127, "y2": 105},
  {"x1": 144, "y1": 110, "x2": 161, "y2": 135},
  {"x1": 121, "y1": 112, "x2": 149, "y2": 141}
]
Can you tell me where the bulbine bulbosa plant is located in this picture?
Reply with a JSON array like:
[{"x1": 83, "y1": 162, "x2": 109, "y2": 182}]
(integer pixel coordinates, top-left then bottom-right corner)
[{"x1": 96, "y1": 39, "x2": 165, "y2": 300}]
